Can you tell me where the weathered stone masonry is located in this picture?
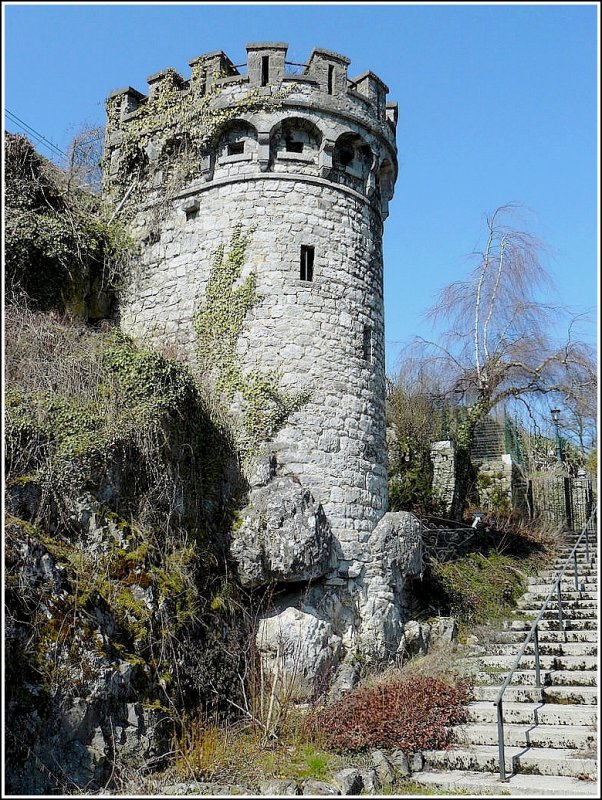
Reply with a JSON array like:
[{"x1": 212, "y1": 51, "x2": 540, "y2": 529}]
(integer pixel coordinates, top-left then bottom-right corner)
[{"x1": 104, "y1": 44, "x2": 421, "y2": 680}]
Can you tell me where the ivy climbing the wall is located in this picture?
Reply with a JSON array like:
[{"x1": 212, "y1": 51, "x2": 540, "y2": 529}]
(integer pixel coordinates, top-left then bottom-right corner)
[
  {"x1": 194, "y1": 224, "x2": 310, "y2": 454},
  {"x1": 104, "y1": 72, "x2": 291, "y2": 224}
]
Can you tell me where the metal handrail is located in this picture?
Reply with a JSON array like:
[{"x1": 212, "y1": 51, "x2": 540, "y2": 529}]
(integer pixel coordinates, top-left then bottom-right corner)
[{"x1": 493, "y1": 506, "x2": 597, "y2": 781}]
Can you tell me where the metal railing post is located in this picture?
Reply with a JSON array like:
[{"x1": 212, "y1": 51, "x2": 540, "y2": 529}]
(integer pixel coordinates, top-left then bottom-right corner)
[
  {"x1": 585, "y1": 525, "x2": 591, "y2": 564},
  {"x1": 533, "y1": 625, "x2": 541, "y2": 688},
  {"x1": 496, "y1": 700, "x2": 507, "y2": 781},
  {"x1": 573, "y1": 550, "x2": 579, "y2": 592},
  {"x1": 557, "y1": 582, "x2": 566, "y2": 640}
]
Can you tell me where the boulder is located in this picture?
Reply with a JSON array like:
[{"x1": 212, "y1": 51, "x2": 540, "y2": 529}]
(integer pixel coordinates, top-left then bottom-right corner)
[
  {"x1": 256, "y1": 606, "x2": 342, "y2": 699},
  {"x1": 402, "y1": 620, "x2": 432, "y2": 658},
  {"x1": 429, "y1": 616, "x2": 458, "y2": 646},
  {"x1": 259, "y1": 778, "x2": 300, "y2": 795},
  {"x1": 389, "y1": 749, "x2": 411, "y2": 778},
  {"x1": 411, "y1": 751, "x2": 425, "y2": 772},
  {"x1": 371, "y1": 749, "x2": 396, "y2": 786},
  {"x1": 302, "y1": 779, "x2": 340, "y2": 795},
  {"x1": 326, "y1": 654, "x2": 361, "y2": 701},
  {"x1": 230, "y1": 478, "x2": 332, "y2": 587},
  {"x1": 358, "y1": 512, "x2": 423, "y2": 661},
  {"x1": 357, "y1": 768, "x2": 379, "y2": 793},
  {"x1": 332, "y1": 768, "x2": 363, "y2": 795}
]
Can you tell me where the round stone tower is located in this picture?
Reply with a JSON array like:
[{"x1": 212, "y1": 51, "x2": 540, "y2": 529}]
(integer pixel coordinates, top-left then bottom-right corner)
[{"x1": 103, "y1": 44, "x2": 420, "y2": 676}]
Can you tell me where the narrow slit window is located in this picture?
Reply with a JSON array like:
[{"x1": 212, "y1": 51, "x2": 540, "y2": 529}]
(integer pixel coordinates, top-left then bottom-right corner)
[
  {"x1": 227, "y1": 141, "x2": 244, "y2": 156},
  {"x1": 261, "y1": 56, "x2": 270, "y2": 87},
  {"x1": 327, "y1": 64, "x2": 334, "y2": 95},
  {"x1": 300, "y1": 245, "x2": 314, "y2": 281},
  {"x1": 363, "y1": 325, "x2": 372, "y2": 362}
]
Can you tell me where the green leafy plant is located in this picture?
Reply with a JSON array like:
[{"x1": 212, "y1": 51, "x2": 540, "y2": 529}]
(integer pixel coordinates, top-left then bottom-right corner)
[{"x1": 194, "y1": 225, "x2": 310, "y2": 454}]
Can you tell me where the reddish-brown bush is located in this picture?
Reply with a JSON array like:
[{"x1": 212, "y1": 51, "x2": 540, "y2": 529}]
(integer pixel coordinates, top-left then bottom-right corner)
[{"x1": 306, "y1": 676, "x2": 471, "y2": 753}]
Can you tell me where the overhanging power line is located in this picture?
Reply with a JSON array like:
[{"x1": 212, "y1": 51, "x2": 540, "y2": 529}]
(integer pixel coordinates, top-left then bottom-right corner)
[{"x1": 5, "y1": 109, "x2": 68, "y2": 163}]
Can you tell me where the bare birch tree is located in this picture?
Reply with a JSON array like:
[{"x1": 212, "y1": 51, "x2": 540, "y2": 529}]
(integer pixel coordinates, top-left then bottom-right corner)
[{"x1": 397, "y1": 204, "x2": 596, "y2": 516}]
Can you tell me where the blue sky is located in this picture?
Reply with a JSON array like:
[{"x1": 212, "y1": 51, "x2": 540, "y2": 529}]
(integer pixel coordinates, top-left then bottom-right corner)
[{"x1": 3, "y1": 1, "x2": 599, "y2": 376}]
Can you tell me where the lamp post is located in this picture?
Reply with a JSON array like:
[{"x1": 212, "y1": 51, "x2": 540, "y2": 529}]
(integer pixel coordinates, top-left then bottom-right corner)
[{"x1": 551, "y1": 408, "x2": 563, "y2": 463}]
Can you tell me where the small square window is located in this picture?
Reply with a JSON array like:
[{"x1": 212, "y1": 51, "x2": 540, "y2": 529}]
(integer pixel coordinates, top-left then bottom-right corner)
[
  {"x1": 185, "y1": 207, "x2": 199, "y2": 221},
  {"x1": 227, "y1": 141, "x2": 244, "y2": 156},
  {"x1": 286, "y1": 139, "x2": 304, "y2": 154},
  {"x1": 300, "y1": 245, "x2": 314, "y2": 281}
]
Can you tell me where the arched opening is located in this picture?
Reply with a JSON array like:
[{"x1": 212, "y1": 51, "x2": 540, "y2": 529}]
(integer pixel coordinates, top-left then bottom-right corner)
[
  {"x1": 216, "y1": 120, "x2": 258, "y2": 163},
  {"x1": 377, "y1": 158, "x2": 395, "y2": 216},
  {"x1": 332, "y1": 133, "x2": 374, "y2": 190},
  {"x1": 270, "y1": 117, "x2": 322, "y2": 167}
]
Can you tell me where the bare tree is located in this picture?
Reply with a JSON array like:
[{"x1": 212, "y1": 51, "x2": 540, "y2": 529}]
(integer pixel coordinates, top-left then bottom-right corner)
[
  {"x1": 65, "y1": 123, "x2": 104, "y2": 193},
  {"x1": 386, "y1": 359, "x2": 448, "y2": 513},
  {"x1": 400, "y1": 204, "x2": 596, "y2": 516}
]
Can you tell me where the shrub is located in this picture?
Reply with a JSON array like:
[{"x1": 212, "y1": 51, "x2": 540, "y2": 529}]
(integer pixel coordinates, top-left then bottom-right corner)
[
  {"x1": 305, "y1": 675, "x2": 470, "y2": 753},
  {"x1": 424, "y1": 551, "x2": 527, "y2": 625},
  {"x1": 4, "y1": 132, "x2": 130, "y2": 315}
]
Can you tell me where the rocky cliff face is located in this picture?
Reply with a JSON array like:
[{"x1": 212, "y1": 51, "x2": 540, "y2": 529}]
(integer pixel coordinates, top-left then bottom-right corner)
[{"x1": 4, "y1": 309, "x2": 251, "y2": 794}]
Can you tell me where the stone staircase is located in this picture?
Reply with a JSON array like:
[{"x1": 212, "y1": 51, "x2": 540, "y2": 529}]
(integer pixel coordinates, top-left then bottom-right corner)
[{"x1": 413, "y1": 530, "x2": 599, "y2": 796}]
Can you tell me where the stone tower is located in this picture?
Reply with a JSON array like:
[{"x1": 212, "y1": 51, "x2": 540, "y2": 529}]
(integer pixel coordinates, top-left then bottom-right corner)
[{"x1": 103, "y1": 44, "x2": 421, "y2": 684}]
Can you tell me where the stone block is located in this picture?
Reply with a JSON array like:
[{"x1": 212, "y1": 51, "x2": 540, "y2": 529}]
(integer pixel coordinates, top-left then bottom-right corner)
[
  {"x1": 302, "y1": 780, "x2": 340, "y2": 795},
  {"x1": 332, "y1": 768, "x2": 363, "y2": 795},
  {"x1": 371, "y1": 750, "x2": 395, "y2": 786}
]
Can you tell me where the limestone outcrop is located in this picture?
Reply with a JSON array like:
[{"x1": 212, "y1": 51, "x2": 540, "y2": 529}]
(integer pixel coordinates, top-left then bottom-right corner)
[
  {"x1": 230, "y1": 477, "x2": 332, "y2": 588},
  {"x1": 256, "y1": 606, "x2": 343, "y2": 699},
  {"x1": 356, "y1": 511, "x2": 423, "y2": 661}
]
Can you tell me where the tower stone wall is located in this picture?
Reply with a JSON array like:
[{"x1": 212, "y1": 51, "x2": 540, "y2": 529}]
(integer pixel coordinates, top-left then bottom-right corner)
[{"x1": 103, "y1": 44, "x2": 421, "y2": 677}]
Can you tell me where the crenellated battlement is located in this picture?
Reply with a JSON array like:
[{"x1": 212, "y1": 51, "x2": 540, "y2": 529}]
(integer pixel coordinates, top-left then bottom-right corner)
[
  {"x1": 108, "y1": 43, "x2": 397, "y2": 130},
  {"x1": 104, "y1": 43, "x2": 397, "y2": 220}
]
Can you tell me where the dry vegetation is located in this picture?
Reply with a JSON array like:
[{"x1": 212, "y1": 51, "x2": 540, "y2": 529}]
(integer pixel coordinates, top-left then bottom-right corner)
[{"x1": 305, "y1": 675, "x2": 471, "y2": 754}]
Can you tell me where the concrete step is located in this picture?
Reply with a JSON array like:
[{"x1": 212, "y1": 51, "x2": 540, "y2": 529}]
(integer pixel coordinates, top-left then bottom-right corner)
[
  {"x1": 474, "y1": 669, "x2": 598, "y2": 687},
  {"x1": 528, "y1": 573, "x2": 597, "y2": 582},
  {"x1": 465, "y1": 701, "x2": 598, "y2": 726},
  {"x1": 517, "y1": 598, "x2": 598, "y2": 609},
  {"x1": 526, "y1": 582, "x2": 597, "y2": 593},
  {"x1": 478, "y1": 653, "x2": 598, "y2": 671},
  {"x1": 485, "y1": 642, "x2": 597, "y2": 657},
  {"x1": 411, "y1": 770, "x2": 600, "y2": 795},
  {"x1": 472, "y1": 684, "x2": 598, "y2": 704},
  {"x1": 423, "y1": 744, "x2": 597, "y2": 778},
  {"x1": 484, "y1": 628, "x2": 598, "y2": 644},
  {"x1": 520, "y1": 590, "x2": 598, "y2": 602},
  {"x1": 509, "y1": 617, "x2": 597, "y2": 631},
  {"x1": 534, "y1": 572, "x2": 597, "y2": 582},
  {"x1": 516, "y1": 608, "x2": 598, "y2": 620},
  {"x1": 550, "y1": 556, "x2": 597, "y2": 564},
  {"x1": 453, "y1": 722, "x2": 596, "y2": 749}
]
